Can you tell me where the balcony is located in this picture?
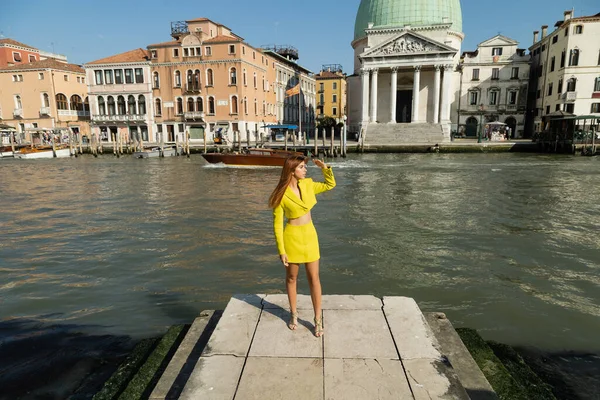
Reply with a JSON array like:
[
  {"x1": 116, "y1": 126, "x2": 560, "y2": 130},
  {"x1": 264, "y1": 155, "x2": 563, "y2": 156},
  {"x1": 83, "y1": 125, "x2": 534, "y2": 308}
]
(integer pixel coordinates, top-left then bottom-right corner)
[
  {"x1": 185, "y1": 83, "x2": 201, "y2": 93},
  {"x1": 564, "y1": 91, "x2": 577, "y2": 102},
  {"x1": 184, "y1": 111, "x2": 205, "y2": 120},
  {"x1": 40, "y1": 107, "x2": 51, "y2": 115},
  {"x1": 92, "y1": 114, "x2": 146, "y2": 123},
  {"x1": 506, "y1": 104, "x2": 518, "y2": 111},
  {"x1": 14, "y1": 108, "x2": 23, "y2": 117}
]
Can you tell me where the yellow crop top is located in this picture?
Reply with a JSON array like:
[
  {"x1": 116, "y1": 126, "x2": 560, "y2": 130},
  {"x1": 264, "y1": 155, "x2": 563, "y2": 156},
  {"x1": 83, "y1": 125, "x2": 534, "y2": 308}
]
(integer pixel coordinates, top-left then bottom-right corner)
[{"x1": 272, "y1": 167, "x2": 336, "y2": 255}]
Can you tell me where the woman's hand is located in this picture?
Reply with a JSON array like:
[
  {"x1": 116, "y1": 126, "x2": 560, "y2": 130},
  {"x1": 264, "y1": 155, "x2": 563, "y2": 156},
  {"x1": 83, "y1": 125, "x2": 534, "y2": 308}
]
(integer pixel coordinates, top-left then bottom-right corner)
[
  {"x1": 280, "y1": 254, "x2": 289, "y2": 267},
  {"x1": 312, "y1": 158, "x2": 327, "y2": 169}
]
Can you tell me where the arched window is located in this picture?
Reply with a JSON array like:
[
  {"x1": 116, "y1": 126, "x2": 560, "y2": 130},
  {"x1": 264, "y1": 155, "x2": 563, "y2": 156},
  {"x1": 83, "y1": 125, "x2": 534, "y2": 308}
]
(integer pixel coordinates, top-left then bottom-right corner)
[
  {"x1": 15, "y1": 95, "x2": 22, "y2": 109},
  {"x1": 196, "y1": 97, "x2": 203, "y2": 112},
  {"x1": 138, "y1": 95, "x2": 146, "y2": 114},
  {"x1": 208, "y1": 96, "x2": 215, "y2": 114},
  {"x1": 231, "y1": 95, "x2": 238, "y2": 114},
  {"x1": 253, "y1": 72, "x2": 257, "y2": 88},
  {"x1": 174, "y1": 70, "x2": 181, "y2": 87},
  {"x1": 56, "y1": 93, "x2": 68, "y2": 110},
  {"x1": 569, "y1": 49, "x2": 580, "y2": 66},
  {"x1": 117, "y1": 95, "x2": 126, "y2": 115},
  {"x1": 243, "y1": 69, "x2": 247, "y2": 86},
  {"x1": 206, "y1": 69, "x2": 213, "y2": 86},
  {"x1": 128, "y1": 95, "x2": 137, "y2": 114},
  {"x1": 254, "y1": 99, "x2": 257, "y2": 115},
  {"x1": 176, "y1": 97, "x2": 183, "y2": 114},
  {"x1": 153, "y1": 71, "x2": 160, "y2": 88},
  {"x1": 244, "y1": 97, "x2": 248, "y2": 114},
  {"x1": 70, "y1": 95, "x2": 83, "y2": 111},
  {"x1": 155, "y1": 98, "x2": 162, "y2": 116},
  {"x1": 262, "y1": 101, "x2": 266, "y2": 116},
  {"x1": 187, "y1": 70, "x2": 193, "y2": 89},
  {"x1": 107, "y1": 96, "x2": 116, "y2": 115},
  {"x1": 43, "y1": 93, "x2": 50, "y2": 107},
  {"x1": 230, "y1": 67, "x2": 237, "y2": 85},
  {"x1": 575, "y1": 25, "x2": 583, "y2": 34},
  {"x1": 194, "y1": 69, "x2": 201, "y2": 88},
  {"x1": 84, "y1": 96, "x2": 89, "y2": 112},
  {"x1": 98, "y1": 96, "x2": 106, "y2": 115},
  {"x1": 567, "y1": 78, "x2": 577, "y2": 92},
  {"x1": 187, "y1": 97, "x2": 195, "y2": 112},
  {"x1": 595, "y1": 77, "x2": 600, "y2": 92}
]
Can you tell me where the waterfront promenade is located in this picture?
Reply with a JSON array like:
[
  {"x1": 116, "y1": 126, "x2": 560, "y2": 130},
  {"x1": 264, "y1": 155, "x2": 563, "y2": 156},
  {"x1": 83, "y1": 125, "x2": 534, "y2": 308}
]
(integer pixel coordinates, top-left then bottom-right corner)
[{"x1": 149, "y1": 294, "x2": 496, "y2": 400}]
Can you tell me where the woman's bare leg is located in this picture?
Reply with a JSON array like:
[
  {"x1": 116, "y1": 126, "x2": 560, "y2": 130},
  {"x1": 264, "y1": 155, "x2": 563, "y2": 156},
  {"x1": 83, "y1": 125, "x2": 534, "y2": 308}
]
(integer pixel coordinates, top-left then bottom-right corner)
[
  {"x1": 286, "y1": 263, "x2": 300, "y2": 329},
  {"x1": 305, "y1": 260, "x2": 323, "y2": 336}
]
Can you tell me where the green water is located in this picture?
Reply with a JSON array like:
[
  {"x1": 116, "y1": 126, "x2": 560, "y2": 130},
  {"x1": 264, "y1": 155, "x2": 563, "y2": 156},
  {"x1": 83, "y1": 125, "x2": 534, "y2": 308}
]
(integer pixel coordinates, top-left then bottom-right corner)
[{"x1": 1, "y1": 153, "x2": 599, "y2": 352}]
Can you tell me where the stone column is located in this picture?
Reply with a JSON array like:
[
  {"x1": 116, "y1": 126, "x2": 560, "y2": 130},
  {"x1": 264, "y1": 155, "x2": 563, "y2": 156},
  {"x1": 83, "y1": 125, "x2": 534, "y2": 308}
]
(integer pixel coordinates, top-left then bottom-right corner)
[
  {"x1": 389, "y1": 67, "x2": 398, "y2": 123},
  {"x1": 370, "y1": 68, "x2": 379, "y2": 123},
  {"x1": 361, "y1": 68, "x2": 370, "y2": 123},
  {"x1": 440, "y1": 64, "x2": 453, "y2": 122},
  {"x1": 433, "y1": 65, "x2": 441, "y2": 123},
  {"x1": 411, "y1": 66, "x2": 421, "y2": 123}
]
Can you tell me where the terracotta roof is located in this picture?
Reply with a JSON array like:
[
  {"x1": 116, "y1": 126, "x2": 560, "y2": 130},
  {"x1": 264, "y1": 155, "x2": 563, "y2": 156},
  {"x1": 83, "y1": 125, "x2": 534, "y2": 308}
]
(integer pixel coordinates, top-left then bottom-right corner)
[
  {"x1": 86, "y1": 48, "x2": 149, "y2": 65},
  {"x1": 203, "y1": 35, "x2": 241, "y2": 44},
  {"x1": 316, "y1": 70, "x2": 345, "y2": 79},
  {"x1": 187, "y1": 17, "x2": 210, "y2": 22},
  {"x1": 0, "y1": 38, "x2": 38, "y2": 50},
  {"x1": 147, "y1": 40, "x2": 180, "y2": 48},
  {"x1": 0, "y1": 58, "x2": 84, "y2": 73}
]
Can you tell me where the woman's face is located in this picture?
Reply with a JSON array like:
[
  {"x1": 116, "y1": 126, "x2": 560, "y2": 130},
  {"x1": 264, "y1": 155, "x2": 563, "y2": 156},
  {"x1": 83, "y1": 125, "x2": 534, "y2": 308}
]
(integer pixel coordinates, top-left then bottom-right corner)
[{"x1": 292, "y1": 161, "x2": 307, "y2": 180}]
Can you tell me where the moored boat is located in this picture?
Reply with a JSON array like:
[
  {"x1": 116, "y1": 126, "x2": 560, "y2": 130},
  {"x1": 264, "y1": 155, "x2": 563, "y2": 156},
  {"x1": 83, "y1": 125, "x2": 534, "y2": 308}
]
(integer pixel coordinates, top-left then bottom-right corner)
[
  {"x1": 133, "y1": 146, "x2": 179, "y2": 158},
  {"x1": 201, "y1": 148, "x2": 303, "y2": 167},
  {"x1": 15, "y1": 146, "x2": 71, "y2": 159}
]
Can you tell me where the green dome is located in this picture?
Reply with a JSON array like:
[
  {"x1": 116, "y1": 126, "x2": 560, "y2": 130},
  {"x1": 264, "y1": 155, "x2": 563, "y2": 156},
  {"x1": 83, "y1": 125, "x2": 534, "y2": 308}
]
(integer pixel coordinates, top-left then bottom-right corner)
[{"x1": 354, "y1": 0, "x2": 463, "y2": 41}]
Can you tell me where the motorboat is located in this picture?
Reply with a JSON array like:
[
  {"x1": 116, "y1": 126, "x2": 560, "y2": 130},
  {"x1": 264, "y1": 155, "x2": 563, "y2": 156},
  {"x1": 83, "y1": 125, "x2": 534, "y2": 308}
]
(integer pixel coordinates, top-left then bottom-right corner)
[
  {"x1": 133, "y1": 146, "x2": 179, "y2": 158},
  {"x1": 15, "y1": 145, "x2": 71, "y2": 159},
  {"x1": 201, "y1": 148, "x2": 303, "y2": 167}
]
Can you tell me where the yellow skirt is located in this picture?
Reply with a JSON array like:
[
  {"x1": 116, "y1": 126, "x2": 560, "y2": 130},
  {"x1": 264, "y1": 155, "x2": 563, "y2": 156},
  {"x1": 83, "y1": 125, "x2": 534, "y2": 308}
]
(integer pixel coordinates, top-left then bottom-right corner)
[{"x1": 283, "y1": 221, "x2": 320, "y2": 264}]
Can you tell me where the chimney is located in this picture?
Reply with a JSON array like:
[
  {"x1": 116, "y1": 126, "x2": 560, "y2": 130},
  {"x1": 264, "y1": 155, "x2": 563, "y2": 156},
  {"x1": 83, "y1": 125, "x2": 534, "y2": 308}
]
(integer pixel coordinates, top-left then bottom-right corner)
[
  {"x1": 564, "y1": 10, "x2": 573, "y2": 22},
  {"x1": 541, "y1": 25, "x2": 548, "y2": 38},
  {"x1": 533, "y1": 30, "x2": 539, "y2": 43}
]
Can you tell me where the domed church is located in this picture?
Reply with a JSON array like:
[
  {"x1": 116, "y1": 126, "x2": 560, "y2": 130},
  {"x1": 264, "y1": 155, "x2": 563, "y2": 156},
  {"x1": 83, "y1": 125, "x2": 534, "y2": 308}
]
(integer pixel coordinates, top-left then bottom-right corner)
[{"x1": 348, "y1": 0, "x2": 464, "y2": 142}]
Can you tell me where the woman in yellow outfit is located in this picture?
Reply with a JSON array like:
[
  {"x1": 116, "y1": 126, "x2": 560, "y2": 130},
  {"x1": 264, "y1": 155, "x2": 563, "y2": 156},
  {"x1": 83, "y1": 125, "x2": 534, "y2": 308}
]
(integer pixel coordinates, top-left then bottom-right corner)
[{"x1": 268, "y1": 155, "x2": 336, "y2": 337}]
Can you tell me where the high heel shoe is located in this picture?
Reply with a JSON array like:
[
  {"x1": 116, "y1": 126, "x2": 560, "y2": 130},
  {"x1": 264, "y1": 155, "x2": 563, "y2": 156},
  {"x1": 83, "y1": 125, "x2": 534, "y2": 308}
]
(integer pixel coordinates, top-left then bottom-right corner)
[
  {"x1": 314, "y1": 317, "x2": 324, "y2": 337},
  {"x1": 288, "y1": 310, "x2": 298, "y2": 330}
]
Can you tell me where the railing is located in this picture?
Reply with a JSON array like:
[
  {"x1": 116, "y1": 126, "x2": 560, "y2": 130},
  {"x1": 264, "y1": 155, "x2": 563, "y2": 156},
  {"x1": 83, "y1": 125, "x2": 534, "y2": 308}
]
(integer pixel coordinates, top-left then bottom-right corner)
[
  {"x1": 58, "y1": 110, "x2": 90, "y2": 117},
  {"x1": 13, "y1": 108, "x2": 23, "y2": 117},
  {"x1": 40, "y1": 107, "x2": 51, "y2": 115},
  {"x1": 564, "y1": 92, "x2": 577, "y2": 102},
  {"x1": 506, "y1": 104, "x2": 518, "y2": 111},
  {"x1": 185, "y1": 83, "x2": 201, "y2": 93},
  {"x1": 92, "y1": 114, "x2": 146, "y2": 122},
  {"x1": 184, "y1": 111, "x2": 205, "y2": 120}
]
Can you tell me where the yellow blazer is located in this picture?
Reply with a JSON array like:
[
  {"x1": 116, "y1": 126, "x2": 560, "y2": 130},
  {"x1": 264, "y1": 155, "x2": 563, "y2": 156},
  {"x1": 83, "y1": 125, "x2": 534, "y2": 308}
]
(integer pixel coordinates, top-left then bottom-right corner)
[{"x1": 273, "y1": 167, "x2": 336, "y2": 255}]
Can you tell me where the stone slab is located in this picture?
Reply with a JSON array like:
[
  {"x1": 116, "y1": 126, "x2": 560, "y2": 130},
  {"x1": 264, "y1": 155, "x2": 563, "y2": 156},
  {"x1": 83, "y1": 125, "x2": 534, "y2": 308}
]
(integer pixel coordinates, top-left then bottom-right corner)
[
  {"x1": 424, "y1": 312, "x2": 498, "y2": 400},
  {"x1": 324, "y1": 358, "x2": 413, "y2": 400},
  {"x1": 249, "y1": 308, "x2": 322, "y2": 358},
  {"x1": 179, "y1": 355, "x2": 244, "y2": 400},
  {"x1": 321, "y1": 294, "x2": 383, "y2": 310},
  {"x1": 383, "y1": 296, "x2": 442, "y2": 360},
  {"x1": 235, "y1": 357, "x2": 323, "y2": 400},
  {"x1": 324, "y1": 309, "x2": 398, "y2": 359},
  {"x1": 262, "y1": 294, "x2": 314, "y2": 310},
  {"x1": 150, "y1": 311, "x2": 215, "y2": 399},
  {"x1": 203, "y1": 294, "x2": 263, "y2": 357},
  {"x1": 403, "y1": 358, "x2": 470, "y2": 400}
]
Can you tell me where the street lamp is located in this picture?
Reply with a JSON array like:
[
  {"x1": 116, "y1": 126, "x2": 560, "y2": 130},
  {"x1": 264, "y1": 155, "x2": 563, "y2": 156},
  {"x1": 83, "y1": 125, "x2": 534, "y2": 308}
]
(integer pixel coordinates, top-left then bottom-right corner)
[{"x1": 478, "y1": 103, "x2": 485, "y2": 143}]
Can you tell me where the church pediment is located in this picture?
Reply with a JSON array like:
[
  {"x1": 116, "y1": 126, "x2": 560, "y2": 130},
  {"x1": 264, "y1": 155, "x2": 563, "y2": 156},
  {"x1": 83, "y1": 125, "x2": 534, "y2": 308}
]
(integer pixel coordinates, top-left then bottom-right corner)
[
  {"x1": 360, "y1": 31, "x2": 457, "y2": 58},
  {"x1": 478, "y1": 35, "x2": 518, "y2": 48}
]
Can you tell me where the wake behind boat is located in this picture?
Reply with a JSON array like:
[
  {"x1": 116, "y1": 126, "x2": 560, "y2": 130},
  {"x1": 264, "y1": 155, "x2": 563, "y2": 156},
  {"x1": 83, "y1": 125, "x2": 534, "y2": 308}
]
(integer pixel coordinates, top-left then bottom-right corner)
[{"x1": 201, "y1": 148, "x2": 303, "y2": 167}]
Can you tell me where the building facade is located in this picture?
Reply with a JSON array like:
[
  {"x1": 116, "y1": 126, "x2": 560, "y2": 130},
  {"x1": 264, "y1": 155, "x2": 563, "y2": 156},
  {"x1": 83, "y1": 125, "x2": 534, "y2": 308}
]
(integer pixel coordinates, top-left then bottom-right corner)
[
  {"x1": 85, "y1": 49, "x2": 154, "y2": 143},
  {"x1": 146, "y1": 18, "x2": 279, "y2": 144},
  {"x1": 528, "y1": 10, "x2": 600, "y2": 135},
  {"x1": 348, "y1": 0, "x2": 464, "y2": 141},
  {"x1": 458, "y1": 35, "x2": 530, "y2": 138},
  {"x1": 315, "y1": 65, "x2": 347, "y2": 123},
  {"x1": 264, "y1": 46, "x2": 316, "y2": 136},
  {"x1": 0, "y1": 57, "x2": 90, "y2": 137}
]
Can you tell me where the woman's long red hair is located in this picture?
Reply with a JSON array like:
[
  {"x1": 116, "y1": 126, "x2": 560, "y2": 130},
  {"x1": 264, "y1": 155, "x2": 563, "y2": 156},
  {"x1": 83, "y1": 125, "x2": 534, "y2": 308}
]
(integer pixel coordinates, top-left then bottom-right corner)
[{"x1": 269, "y1": 155, "x2": 308, "y2": 208}]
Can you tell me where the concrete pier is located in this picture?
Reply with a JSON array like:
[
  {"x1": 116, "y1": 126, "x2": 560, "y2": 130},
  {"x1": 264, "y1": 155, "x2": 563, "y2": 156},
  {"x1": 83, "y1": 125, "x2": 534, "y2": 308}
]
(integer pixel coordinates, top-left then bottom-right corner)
[{"x1": 150, "y1": 294, "x2": 497, "y2": 400}]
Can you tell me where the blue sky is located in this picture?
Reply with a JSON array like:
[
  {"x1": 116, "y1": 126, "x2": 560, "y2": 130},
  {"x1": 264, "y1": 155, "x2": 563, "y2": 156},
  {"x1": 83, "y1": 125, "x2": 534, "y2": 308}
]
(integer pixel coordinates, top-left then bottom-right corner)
[{"x1": 1, "y1": 0, "x2": 597, "y2": 74}]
